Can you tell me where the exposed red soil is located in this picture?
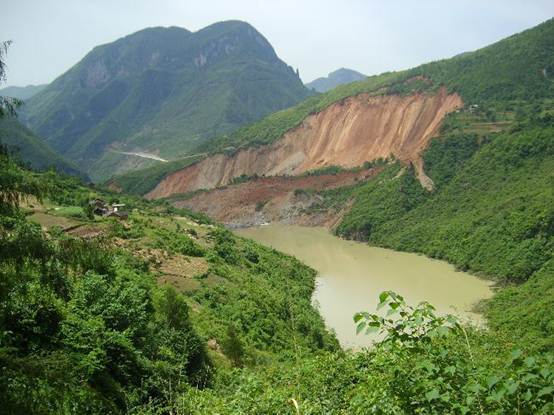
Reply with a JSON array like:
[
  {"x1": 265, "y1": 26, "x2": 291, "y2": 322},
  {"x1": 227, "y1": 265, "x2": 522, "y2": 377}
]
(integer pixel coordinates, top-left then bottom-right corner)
[
  {"x1": 147, "y1": 88, "x2": 462, "y2": 199},
  {"x1": 174, "y1": 168, "x2": 381, "y2": 227}
]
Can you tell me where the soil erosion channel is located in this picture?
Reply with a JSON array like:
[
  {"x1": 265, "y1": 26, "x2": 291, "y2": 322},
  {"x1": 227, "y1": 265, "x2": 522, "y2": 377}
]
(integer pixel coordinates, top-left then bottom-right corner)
[{"x1": 236, "y1": 224, "x2": 493, "y2": 349}]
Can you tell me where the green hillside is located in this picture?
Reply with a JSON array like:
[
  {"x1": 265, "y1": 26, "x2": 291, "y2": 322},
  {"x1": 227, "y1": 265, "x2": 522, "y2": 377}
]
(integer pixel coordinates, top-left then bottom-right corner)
[
  {"x1": 405, "y1": 17, "x2": 554, "y2": 102},
  {"x1": 22, "y1": 21, "x2": 311, "y2": 180},
  {"x1": 301, "y1": 106, "x2": 553, "y2": 350},
  {"x1": 204, "y1": 17, "x2": 553, "y2": 152},
  {"x1": 1, "y1": 139, "x2": 552, "y2": 413},
  {"x1": 334, "y1": 114, "x2": 553, "y2": 279},
  {"x1": 112, "y1": 18, "x2": 554, "y2": 194},
  {"x1": 0, "y1": 117, "x2": 85, "y2": 177},
  {"x1": 2, "y1": 14, "x2": 554, "y2": 415}
]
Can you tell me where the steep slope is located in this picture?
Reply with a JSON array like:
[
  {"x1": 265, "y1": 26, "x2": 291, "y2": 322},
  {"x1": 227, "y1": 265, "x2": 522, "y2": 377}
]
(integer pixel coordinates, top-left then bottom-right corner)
[
  {"x1": 22, "y1": 21, "x2": 311, "y2": 180},
  {"x1": 147, "y1": 88, "x2": 461, "y2": 198},
  {"x1": 404, "y1": 17, "x2": 554, "y2": 102},
  {"x1": 0, "y1": 117, "x2": 84, "y2": 177},
  {"x1": 335, "y1": 116, "x2": 554, "y2": 282},
  {"x1": 5, "y1": 147, "x2": 552, "y2": 413},
  {"x1": 306, "y1": 68, "x2": 366, "y2": 92},
  {"x1": 332, "y1": 113, "x2": 554, "y2": 346},
  {"x1": 115, "y1": 18, "x2": 554, "y2": 196},
  {"x1": 0, "y1": 84, "x2": 47, "y2": 100}
]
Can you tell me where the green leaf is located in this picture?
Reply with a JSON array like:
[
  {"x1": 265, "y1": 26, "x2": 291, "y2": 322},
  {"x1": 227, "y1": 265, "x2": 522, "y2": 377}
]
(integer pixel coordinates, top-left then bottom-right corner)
[
  {"x1": 446, "y1": 314, "x2": 458, "y2": 325},
  {"x1": 538, "y1": 385, "x2": 554, "y2": 397},
  {"x1": 504, "y1": 380, "x2": 518, "y2": 395},
  {"x1": 386, "y1": 308, "x2": 397, "y2": 316},
  {"x1": 510, "y1": 349, "x2": 523, "y2": 362},
  {"x1": 436, "y1": 326, "x2": 450, "y2": 337},
  {"x1": 523, "y1": 389, "x2": 533, "y2": 401},
  {"x1": 524, "y1": 356, "x2": 536, "y2": 367},
  {"x1": 366, "y1": 325, "x2": 380, "y2": 334},
  {"x1": 425, "y1": 388, "x2": 440, "y2": 401},
  {"x1": 487, "y1": 375, "x2": 499, "y2": 389},
  {"x1": 356, "y1": 322, "x2": 366, "y2": 335}
]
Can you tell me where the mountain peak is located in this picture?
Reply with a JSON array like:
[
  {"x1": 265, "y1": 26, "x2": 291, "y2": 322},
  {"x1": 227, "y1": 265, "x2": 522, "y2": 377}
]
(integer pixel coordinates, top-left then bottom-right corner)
[
  {"x1": 22, "y1": 21, "x2": 310, "y2": 180},
  {"x1": 306, "y1": 68, "x2": 366, "y2": 92}
]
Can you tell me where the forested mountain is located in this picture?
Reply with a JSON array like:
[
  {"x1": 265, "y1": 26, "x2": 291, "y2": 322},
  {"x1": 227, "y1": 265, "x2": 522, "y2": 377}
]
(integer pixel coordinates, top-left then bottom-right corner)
[
  {"x1": 113, "y1": 16, "x2": 554, "y2": 375},
  {"x1": 21, "y1": 21, "x2": 311, "y2": 180},
  {"x1": 112, "y1": 18, "x2": 554, "y2": 195},
  {"x1": 0, "y1": 115, "x2": 84, "y2": 177},
  {"x1": 1, "y1": 13, "x2": 553, "y2": 415},
  {"x1": 305, "y1": 67, "x2": 366, "y2": 92},
  {"x1": 0, "y1": 83, "x2": 47, "y2": 100},
  {"x1": 1, "y1": 119, "x2": 552, "y2": 413}
]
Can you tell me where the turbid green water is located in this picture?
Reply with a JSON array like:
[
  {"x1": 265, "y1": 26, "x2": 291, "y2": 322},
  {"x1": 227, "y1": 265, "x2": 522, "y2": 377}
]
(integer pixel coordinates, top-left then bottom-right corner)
[{"x1": 236, "y1": 224, "x2": 494, "y2": 349}]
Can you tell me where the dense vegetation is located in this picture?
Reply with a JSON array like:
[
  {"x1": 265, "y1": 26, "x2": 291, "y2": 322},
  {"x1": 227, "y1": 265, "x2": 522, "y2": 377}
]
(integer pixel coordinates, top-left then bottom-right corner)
[
  {"x1": 0, "y1": 145, "x2": 338, "y2": 413},
  {"x1": 406, "y1": 17, "x2": 554, "y2": 102},
  {"x1": 0, "y1": 117, "x2": 83, "y2": 177},
  {"x1": 2, "y1": 16, "x2": 553, "y2": 415},
  {"x1": 335, "y1": 114, "x2": 553, "y2": 278},
  {"x1": 300, "y1": 106, "x2": 553, "y2": 351},
  {"x1": 0, "y1": 150, "x2": 551, "y2": 414},
  {"x1": 179, "y1": 293, "x2": 553, "y2": 414},
  {"x1": 21, "y1": 21, "x2": 311, "y2": 180},
  {"x1": 2, "y1": 114, "x2": 553, "y2": 412}
]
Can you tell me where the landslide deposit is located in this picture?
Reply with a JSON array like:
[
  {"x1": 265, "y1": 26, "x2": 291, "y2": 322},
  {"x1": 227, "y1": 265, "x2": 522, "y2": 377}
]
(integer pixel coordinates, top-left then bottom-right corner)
[
  {"x1": 174, "y1": 167, "x2": 381, "y2": 228},
  {"x1": 147, "y1": 88, "x2": 462, "y2": 199}
]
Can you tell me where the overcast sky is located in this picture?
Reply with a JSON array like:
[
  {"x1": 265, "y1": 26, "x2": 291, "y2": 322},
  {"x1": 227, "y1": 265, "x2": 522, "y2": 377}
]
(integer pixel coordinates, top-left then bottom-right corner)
[{"x1": 1, "y1": 0, "x2": 553, "y2": 87}]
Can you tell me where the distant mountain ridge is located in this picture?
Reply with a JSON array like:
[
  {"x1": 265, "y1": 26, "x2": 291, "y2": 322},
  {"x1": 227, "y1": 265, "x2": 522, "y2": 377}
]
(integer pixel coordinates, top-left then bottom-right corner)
[
  {"x1": 0, "y1": 84, "x2": 47, "y2": 100},
  {"x1": 22, "y1": 21, "x2": 312, "y2": 180},
  {"x1": 0, "y1": 117, "x2": 84, "y2": 178},
  {"x1": 306, "y1": 68, "x2": 366, "y2": 92}
]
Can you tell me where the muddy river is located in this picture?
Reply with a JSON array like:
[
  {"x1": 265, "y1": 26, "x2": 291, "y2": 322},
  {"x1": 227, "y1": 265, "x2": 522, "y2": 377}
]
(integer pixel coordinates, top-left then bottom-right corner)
[{"x1": 236, "y1": 224, "x2": 494, "y2": 349}]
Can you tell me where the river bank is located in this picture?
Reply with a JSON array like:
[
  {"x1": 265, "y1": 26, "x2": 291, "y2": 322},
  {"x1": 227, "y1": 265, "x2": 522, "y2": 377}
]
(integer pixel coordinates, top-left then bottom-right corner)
[{"x1": 236, "y1": 223, "x2": 494, "y2": 348}]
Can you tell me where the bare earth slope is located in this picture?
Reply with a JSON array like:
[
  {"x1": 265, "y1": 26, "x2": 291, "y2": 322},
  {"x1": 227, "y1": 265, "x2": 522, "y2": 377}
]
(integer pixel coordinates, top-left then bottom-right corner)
[
  {"x1": 147, "y1": 88, "x2": 461, "y2": 199},
  {"x1": 174, "y1": 167, "x2": 381, "y2": 227}
]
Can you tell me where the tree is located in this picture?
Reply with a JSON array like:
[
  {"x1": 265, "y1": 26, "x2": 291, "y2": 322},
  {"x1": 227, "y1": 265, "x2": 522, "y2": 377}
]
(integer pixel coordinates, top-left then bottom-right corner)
[
  {"x1": 222, "y1": 324, "x2": 245, "y2": 367},
  {"x1": 0, "y1": 41, "x2": 22, "y2": 118},
  {"x1": 84, "y1": 202, "x2": 95, "y2": 220}
]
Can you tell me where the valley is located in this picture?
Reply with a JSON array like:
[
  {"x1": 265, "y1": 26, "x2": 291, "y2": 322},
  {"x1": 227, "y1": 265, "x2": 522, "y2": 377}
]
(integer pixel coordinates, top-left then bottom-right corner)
[
  {"x1": 237, "y1": 224, "x2": 493, "y2": 348},
  {"x1": 0, "y1": 10, "x2": 553, "y2": 415}
]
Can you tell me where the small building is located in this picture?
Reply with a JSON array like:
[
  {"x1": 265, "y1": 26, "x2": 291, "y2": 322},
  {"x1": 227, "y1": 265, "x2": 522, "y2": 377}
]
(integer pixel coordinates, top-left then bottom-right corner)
[
  {"x1": 87, "y1": 199, "x2": 128, "y2": 219},
  {"x1": 111, "y1": 203, "x2": 126, "y2": 213},
  {"x1": 89, "y1": 198, "x2": 108, "y2": 215}
]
